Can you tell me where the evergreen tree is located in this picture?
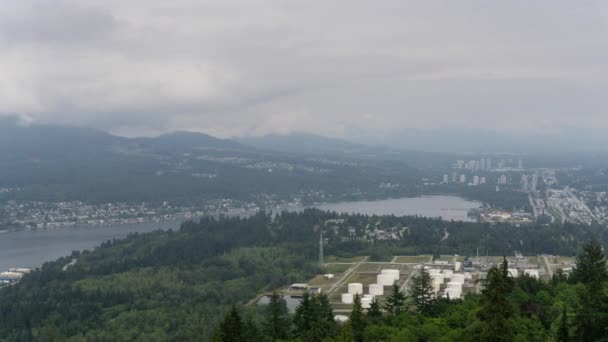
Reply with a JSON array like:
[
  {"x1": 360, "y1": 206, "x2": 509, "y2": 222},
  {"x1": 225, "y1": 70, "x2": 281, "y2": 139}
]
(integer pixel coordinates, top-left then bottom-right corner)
[
  {"x1": 408, "y1": 267, "x2": 435, "y2": 314},
  {"x1": 570, "y1": 239, "x2": 607, "y2": 284},
  {"x1": 350, "y1": 294, "x2": 367, "y2": 342},
  {"x1": 212, "y1": 306, "x2": 245, "y2": 342},
  {"x1": 294, "y1": 291, "x2": 314, "y2": 334},
  {"x1": 572, "y1": 240, "x2": 608, "y2": 341},
  {"x1": 384, "y1": 282, "x2": 406, "y2": 317},
  {"x1": 367, "y1": 297, "x2": 383, "y2": 324},
  {"x1": 243, "y1": 314, "x2": 262, "y2": 342},
  {"x1": 262, "y1": 292, "x2": 289, "y2": 340},
  {"x1": 556, "y1": 306, "x2": 570, "y2": 342},
  {"x1": 477, "y1": 266, "x2": 514, "y2": 342}
]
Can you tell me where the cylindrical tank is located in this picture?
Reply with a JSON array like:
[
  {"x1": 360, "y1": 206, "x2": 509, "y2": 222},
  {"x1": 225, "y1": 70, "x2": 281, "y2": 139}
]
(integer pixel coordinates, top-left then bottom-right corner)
[
  {"x1": 369, "y1": 284, "x2": 384, "y2": 296},
  {"x1": 431, "y1": 274, "x2": 444, "y2": 284},
  {"x1": 447, "y1": 281, "x2": 462, "y2": 290},
  {"x1": 444, "y1": 289, "x2": 461, "y2": 299},
  {"x1": 451, "y1": 273, "x2": 465, "y2": 284},
  {"x1": 361, "y1": 297, "x2": 372, "y2": 309},
  {"x1": 442, "y1": 270, "x2": 453, "y2": 279},
  {"x1": 341, "y1": 293, "x2": 354, "y2": 304},
  {"x1": 348, "y1": 283, "x2": 363, "y2": 295},
  {"x1": 377, "y1": 274, "x2": 395, "y2": 286}
]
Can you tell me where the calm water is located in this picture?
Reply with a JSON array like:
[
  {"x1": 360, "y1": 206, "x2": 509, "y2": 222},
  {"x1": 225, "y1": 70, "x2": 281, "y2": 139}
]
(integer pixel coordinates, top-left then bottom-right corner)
[
  {"x1": 0, "y1": 221, "x2": 178, "y2": 271},
  {"x1": 0, "y1": 196, "x2": 479, "y2": 271}
]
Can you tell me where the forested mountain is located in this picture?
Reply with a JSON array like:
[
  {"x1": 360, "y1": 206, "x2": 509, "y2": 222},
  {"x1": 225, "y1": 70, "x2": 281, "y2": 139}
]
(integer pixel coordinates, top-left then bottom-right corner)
[
  {"x1": 0, "y1": 119, "x2": 424, "y2": 205},
  {"x1": 1, "y1": 210, "x2": 607, "y2": 340}
]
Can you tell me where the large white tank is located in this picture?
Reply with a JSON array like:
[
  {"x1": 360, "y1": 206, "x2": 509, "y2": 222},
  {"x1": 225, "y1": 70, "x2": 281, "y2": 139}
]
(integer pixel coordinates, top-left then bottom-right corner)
[
  {"x1": 369, "y1": 284, "x2": 384, "y2": 296},
  {"x1": 361, "y1": 297, "x2": 372, "y2": 309},
  {"x1": 447, "y1": 281, "x2": 462, "y2": 290},
  {"x1": 454, "y1": 262, "x2": 462, "y2": 272},
  {"x1": 444, "y1": 289, "x2": 461, "y2": 300},
  {"x1": 377, "y1": 274, "x2": 395, "y2": 286},
  {"x1": 431, "y1": 274, "x2": 444, "y2": 284},
  {"x1": 451, "y1": 273, "x2": 465, "y2": 284},
  {"x1": 348, "y1": 283, "x2": 364, "y2": 295},
  {"x1": 429, "y1": 268, "x2": 442, "y2": 275},
  {"x1": 442, "y1": 270, "x2": 453, "y2": 279},
  {"x1": 341, "y1": 293, "x2": 354, "y2": 304},
  {"x1": 524, "y1": 269, "x2": 539, "y2": 279},
  {"x1": 381, "y1": 269, "x2": 400, "y2": 281},
  {"x1": 508, "y1": 268, "x2": 519, "y2": 278}
]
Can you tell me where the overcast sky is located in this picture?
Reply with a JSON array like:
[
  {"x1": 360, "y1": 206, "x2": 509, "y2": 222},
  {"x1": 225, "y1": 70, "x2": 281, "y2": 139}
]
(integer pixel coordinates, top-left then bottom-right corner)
[{"x1": 1, "y1": 1, "x2": 607, "y2": 138}]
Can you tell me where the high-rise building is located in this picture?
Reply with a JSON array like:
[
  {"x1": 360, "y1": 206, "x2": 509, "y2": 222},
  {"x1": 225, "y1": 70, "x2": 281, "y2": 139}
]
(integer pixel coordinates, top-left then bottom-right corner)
[
  {"x1": 443, "y1": 174, "x2": 449, "y2": 183},
  {"x1": 518, "y1": 158, "x2": 523, "y2": 170},
  {"x1": 521, "y1": 175, "x2": 529, "y2": 191},
  {"x1": 460, "y1": 174, "x2": 466, "y2": 183},
  {"x1": 451, "y1": 172, "x2": 458, "y2": 182},
  {"x1": 480, "y1": 158, "x2": 486, "y2": 171},
  {"x1": 474, "y1": 160, "x2": 480, "y2": 170},
  {"x1": 486, "y1": 158, "x2": 492, "y2": 170},
  {"x1": 499, "y1": 174, "x2": 508, "y2": 185},
  {"x1": 473, "y1": 175, "x2": 480, "y2": 186},
  {"x1": 480, "y1": 177, "x2": 486, "y2": 184}
]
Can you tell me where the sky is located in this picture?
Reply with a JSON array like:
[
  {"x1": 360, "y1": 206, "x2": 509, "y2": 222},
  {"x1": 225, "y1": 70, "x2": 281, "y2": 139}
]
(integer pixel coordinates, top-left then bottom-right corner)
[{"x1": 0, "y1": 0, "x2": 607, "y2": 138}]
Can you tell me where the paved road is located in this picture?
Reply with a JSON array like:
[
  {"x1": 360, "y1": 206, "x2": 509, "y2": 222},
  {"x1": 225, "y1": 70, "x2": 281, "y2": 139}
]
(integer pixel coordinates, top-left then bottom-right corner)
[{"x1": 327, "y1": 256, "x2": 369, "y2": 296}]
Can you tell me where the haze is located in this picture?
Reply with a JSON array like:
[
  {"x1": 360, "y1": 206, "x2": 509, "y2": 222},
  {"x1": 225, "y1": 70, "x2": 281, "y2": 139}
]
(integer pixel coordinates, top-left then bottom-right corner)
[{"x1": 1, "y1": 1, "x2": 607, "y2": 139}]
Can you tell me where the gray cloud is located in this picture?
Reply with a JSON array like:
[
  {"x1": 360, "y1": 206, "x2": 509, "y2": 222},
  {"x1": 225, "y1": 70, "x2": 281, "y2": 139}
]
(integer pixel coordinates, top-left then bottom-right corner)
[{"x1": 0, "y1": 0, "x2": 607, "y2": 138}]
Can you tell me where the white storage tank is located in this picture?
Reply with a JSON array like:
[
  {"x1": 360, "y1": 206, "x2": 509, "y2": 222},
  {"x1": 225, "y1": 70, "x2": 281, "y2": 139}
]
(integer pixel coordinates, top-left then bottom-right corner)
[
  {"x1": 447, "y1": 281, "x2": 462, "y2": 290},
  {"x1": 451, "y1": 273, "x2": 465, "y2": 284},
  {"x1": 444, "y1": 289, "x2": 461, "y2": 300},
  {"x1": 429, "y1": 268, "x2": 442, "y2": 275},
  {"x1": 361, "y1": 297, "x2": 372, "y2": 309},
  {"x1": 377, "y1": 274, "x2": 396, "y2": 286},
  {"x1": 524, "y1": 269, "x2": 539, "y2": 279},
  {"x1": 348, "y1": 283, "x2": 364, "y2": 295},
  {"x1": 508, "y1": 268, "x2": 519, "y2": 278},
  {"x1": 341, "y1": 293, "x2": 354, "y2": 304},
  {"x1": 369, "y1": 284, "x2": 384, "y2": 296},
  {"x1": 431, "y1": 274, "x2": 444, "y2": 284}
]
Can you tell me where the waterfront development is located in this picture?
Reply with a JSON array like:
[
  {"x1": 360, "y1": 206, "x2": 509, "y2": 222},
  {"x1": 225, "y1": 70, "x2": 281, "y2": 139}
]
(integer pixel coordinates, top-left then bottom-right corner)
[{"x1": 0, "y1": 196, "x2": 480, "y2": 274}]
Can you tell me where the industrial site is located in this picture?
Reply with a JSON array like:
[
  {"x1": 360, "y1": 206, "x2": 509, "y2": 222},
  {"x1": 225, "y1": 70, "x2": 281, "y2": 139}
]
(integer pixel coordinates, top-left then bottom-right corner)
[{"x1": 264, "y1": 253, "x2": 577, "y2": 315}]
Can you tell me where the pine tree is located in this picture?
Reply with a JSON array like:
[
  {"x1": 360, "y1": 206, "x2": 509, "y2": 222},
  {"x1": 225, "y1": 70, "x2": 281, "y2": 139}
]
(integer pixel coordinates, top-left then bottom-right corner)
[
  {"x1": 477, "y1": 266, "x2": 514, "y2": 342},
  {"x1": 294, "y1": 291, "x2": 314, "y2": 334},
  {"x1": 212, "y1": 306, "x2": 245, "y2": 342},
  {"x1": 367, "y1": 297, "x2": 383, "y2": 324},
  {"x1": 408, "y1": 267, "x2": 435, "y2": 315},
  {"x1": 570, "y1": 239, "x2": 607, "y2": 284},
  {"x1": 243, "y1": 314, "x2": 261, "y2": 342},
  {"x1": 350, "y1": 294, "x2": 367, "y2": 342},
  {"x1": 262, "y1": 292, "x2": 289, "y2": 340},
  {"x1": 384, "y1": 282, "x2": 406, "y2": 317},
  {"x1": 556, "y1": 306, "x2": 570, "y2": 342},
  {"x1": 572, "y1": 240, "x2": 608, "y2": 341}
]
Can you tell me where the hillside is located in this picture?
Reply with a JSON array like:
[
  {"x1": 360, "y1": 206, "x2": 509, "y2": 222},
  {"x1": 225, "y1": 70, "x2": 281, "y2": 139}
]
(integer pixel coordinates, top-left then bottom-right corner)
[
  {"x1": 0, "y1": 210, "x2": 607, "y2": 340},
  {"x1": 0, "y1": 121, "x2": 423, "y2": 205}
]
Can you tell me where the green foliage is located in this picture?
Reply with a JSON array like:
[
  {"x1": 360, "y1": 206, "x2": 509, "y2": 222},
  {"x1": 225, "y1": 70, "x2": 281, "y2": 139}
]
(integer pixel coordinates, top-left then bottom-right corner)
[
  {"x1": 350, "y1": 294, "x2": 367, "y2": 342},
  {"x1": 384, "y1": 283, "x2": 407, "y2": 317},
  {"x1": 262, "y1": 292, "x2": 290, "y2": 340},
  {"x1": 408, "y1": 267, "x2": 435, "y2": 315}
]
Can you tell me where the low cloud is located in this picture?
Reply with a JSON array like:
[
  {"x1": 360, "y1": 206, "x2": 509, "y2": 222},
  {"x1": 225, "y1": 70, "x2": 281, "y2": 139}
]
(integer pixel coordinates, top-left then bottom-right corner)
[{"x1": 1, "y1": 0, "x2": 607, "y2": 137}]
